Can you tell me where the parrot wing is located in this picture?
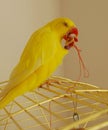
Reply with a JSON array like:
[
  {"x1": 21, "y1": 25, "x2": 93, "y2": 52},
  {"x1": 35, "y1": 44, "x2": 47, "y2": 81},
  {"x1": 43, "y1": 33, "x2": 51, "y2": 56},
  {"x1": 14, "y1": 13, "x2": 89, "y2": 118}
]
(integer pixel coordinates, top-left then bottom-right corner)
[{"x1": 8, "y1": 28, "x2": 57, "y2": 87}]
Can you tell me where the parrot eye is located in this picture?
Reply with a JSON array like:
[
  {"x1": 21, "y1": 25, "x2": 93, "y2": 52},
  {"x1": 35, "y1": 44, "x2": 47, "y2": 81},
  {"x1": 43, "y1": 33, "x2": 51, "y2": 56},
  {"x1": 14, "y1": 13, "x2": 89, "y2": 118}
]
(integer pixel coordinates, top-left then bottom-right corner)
[{"x1": 63, "y1": 22, "x2": 68, "y2": 27}]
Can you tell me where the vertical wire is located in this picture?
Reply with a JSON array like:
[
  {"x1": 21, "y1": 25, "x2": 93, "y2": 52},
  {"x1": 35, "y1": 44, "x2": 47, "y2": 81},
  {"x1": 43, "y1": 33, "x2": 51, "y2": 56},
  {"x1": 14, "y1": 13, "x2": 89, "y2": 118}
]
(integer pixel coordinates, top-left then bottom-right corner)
[
  {"x1": 4, "y1": 102, "x2": 14, "y2": 130},
  {"x1": 32, "y1": 91, "x2": 51, "y2": 129},
  {"x1": 4, "y1": 108, "x2": 23, "y2": 130}
]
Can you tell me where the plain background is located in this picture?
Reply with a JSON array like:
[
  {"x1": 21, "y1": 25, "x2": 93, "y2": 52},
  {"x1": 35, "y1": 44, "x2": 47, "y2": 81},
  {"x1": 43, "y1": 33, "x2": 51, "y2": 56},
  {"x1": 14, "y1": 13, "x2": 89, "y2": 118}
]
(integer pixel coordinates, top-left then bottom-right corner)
[{"x1": 0, "y1": 1, "x2": 108, "y2": 85}]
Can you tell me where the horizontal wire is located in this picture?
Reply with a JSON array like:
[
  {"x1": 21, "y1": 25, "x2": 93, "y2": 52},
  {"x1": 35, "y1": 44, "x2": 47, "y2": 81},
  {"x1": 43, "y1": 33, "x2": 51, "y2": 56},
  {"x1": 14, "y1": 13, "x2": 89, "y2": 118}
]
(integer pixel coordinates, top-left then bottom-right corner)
[
  {"x1": 87, "y1": 120, "x2": 108, "y2": 130},
  {"x1": 44, "y1": 86, "x2": 102, "y2": 111},
  {"x1": 61, "y1": 108, "x2": 108, "y2": 130},
  {"x1": 14, "y1": 100, "x2": 49, "y2": 130}
]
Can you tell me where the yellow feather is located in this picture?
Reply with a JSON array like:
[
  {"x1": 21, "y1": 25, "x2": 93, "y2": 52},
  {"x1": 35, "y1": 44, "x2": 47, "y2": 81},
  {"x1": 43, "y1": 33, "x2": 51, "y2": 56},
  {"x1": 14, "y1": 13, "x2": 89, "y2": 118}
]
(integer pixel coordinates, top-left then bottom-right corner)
[{"x1": 0, "y1": 17, "x2": 76, "y2": 109}]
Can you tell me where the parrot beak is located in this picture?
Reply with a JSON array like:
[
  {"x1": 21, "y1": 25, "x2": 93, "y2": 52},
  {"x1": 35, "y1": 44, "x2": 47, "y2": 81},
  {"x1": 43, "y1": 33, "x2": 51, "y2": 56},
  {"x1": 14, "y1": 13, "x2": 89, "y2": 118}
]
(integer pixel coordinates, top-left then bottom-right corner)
[{"x1": 63, "y1": 27, "x2": 78, "y2": 50}]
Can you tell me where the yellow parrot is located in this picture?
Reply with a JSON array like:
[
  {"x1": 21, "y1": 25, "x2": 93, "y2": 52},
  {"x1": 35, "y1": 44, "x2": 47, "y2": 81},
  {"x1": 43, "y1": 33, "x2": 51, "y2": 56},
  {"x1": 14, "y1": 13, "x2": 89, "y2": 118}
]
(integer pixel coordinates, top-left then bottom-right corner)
[{"x1": 0, "y1": 17, "x2": 78, "y2": 109}]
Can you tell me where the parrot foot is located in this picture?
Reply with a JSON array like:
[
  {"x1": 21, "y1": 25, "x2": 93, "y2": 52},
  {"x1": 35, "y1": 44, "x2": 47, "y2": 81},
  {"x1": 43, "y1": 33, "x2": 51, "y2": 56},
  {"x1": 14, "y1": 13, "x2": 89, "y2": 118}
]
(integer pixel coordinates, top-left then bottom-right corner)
[
  {"x1": 38, "y1": 80, "x2": 50, "y2": 90},
  {"x1": 39, "y1": 79, "x2": 62, "y2": 89},
  {"x1": 66, "y1": 87, "x2": 75, "y2": 94},
  {"x1": 46, "y1": 78, "x2": 62, "y2": 85}
]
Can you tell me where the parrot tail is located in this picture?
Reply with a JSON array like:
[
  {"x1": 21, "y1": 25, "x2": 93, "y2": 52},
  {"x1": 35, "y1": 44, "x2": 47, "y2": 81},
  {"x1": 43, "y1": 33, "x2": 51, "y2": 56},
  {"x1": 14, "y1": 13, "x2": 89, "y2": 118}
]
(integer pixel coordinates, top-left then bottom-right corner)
[
  {"x1": 0, "y1": 86, "x2": 16, "y2": 109},
  {"x1": 0, "y1": 80, "x2": 10, "y2": 109},
  {"x1": 0, "y1": 83, "x2": 28, "y2": 109}
]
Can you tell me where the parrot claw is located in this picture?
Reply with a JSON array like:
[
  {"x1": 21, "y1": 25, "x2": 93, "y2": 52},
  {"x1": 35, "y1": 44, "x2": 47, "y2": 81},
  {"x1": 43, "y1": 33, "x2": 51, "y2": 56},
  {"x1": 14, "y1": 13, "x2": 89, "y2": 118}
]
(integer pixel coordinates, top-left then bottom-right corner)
[
  {"x1": 39, "y1": 79, "x2": 62, "y2": 89},
  {"x1": 66, "y1": 86, "x2": 75, "y2": 94},
  {"x1": 38, "y1": 80, "x2": 50, "y2": 90},
  {"x1": 46, "y1": 78, "x2": 63, "y2": 85}
]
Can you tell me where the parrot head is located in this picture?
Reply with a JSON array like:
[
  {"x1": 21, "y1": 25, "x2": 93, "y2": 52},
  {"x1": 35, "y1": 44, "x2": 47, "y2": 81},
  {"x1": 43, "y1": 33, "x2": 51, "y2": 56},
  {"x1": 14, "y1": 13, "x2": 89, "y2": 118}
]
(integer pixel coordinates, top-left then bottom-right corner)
[{"x1": 49, "y1": 17, "x2": 78, "y2": 50}]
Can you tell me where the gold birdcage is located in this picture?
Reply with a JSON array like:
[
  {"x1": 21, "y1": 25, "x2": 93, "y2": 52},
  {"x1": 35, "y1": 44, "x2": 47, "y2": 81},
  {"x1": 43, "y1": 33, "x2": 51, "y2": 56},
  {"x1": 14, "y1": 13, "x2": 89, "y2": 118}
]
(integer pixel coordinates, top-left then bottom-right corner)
[{"x1": 0, "y1": 76, "x2": 108, "y2": 130}]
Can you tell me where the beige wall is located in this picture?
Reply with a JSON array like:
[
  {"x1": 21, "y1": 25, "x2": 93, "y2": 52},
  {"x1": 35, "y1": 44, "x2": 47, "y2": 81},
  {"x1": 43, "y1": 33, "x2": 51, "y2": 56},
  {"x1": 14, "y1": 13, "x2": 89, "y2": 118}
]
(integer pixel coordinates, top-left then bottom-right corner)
[
  {"x1": 0, "y1": 0, "x2": 62, "y2": 81},
  {"x1": 62, "y1": 0, "x2": 108, "y2": 88},
  {"x1": 0, "y1": 0, "x2": 108, "y2": 88}
]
